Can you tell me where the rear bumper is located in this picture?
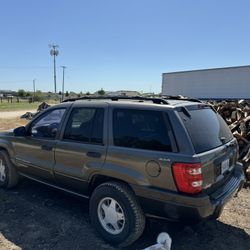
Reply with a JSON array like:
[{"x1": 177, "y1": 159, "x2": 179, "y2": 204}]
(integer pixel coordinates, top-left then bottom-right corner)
[{"x1": 132, "y1": 163, "x2": 245, "y2": 221}]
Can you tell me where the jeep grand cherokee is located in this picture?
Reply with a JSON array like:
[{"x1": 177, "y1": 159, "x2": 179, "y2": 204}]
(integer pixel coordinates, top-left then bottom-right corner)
[{"x1": 0, "y1": 96, "x2": 245, "y2": 247}]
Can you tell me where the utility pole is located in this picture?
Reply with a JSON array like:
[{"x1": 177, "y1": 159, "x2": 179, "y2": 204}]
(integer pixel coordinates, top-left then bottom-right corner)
[
  {"x1": 33, "y1": 79, "x2": 36, "y2": 93},
  {"x1": 49, "y1": 44, "x2": 59, "y2": 94},
  {"x1": 61, "y1": 66, "x2": 66, "y2": 101},
  {"x1": 32, "y1": 78, "x2": 36, "y2": 103}
]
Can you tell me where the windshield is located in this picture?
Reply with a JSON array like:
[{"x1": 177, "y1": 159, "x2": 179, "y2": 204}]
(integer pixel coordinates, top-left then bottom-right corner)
[{"x1": 178, "y1": 105, "x2": 233, "y2": 153}]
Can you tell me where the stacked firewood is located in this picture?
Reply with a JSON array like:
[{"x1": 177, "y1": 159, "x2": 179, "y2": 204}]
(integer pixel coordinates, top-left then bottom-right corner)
[
  {"x1": 21, "y1": 102, "x2": 50, "y2": 120},
  {"x1": 208, "y1": 99, "x2": 250, "y2": 180}
]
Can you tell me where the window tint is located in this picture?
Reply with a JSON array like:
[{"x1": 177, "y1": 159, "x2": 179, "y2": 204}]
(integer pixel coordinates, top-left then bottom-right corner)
[
  {"x1": 31, "y1": 109, "x2": 66, "y2": 139},
  {"x1": 113, "y1": 109, "x2": 172, "y2": 152},
  {"x1": 178, "y1": 106, "x2": 234, "y2": 153},
  {"x1": 64, "y1": 108, "x2": 104, "y2": 144}
]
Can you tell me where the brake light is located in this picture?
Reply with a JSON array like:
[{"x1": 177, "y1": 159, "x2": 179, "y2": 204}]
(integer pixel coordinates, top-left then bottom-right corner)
[{"x1": 172, "y1": 163, "x2": 203, "y2": 194}]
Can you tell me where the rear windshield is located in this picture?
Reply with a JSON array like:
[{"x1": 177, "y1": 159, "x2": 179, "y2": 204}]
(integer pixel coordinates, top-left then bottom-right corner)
[{"x1": 178, "y1": 105, "x2": 233, "y2": 153}]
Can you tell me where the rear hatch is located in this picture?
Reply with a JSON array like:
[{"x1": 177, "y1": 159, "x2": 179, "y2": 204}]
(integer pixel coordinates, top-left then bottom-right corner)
[{"x1": 177, "y1": 104, "x2": 237, "y2": 191}]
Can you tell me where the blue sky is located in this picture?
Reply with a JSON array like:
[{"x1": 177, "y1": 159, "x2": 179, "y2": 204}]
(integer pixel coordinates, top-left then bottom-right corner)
[{"x1": 0, "y1": 0, "x2": 250, "y2": 93}]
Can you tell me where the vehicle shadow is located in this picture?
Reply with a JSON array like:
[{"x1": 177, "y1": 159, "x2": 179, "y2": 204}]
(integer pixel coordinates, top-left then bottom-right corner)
[{"x1": 0, "y1": 179, "x2": 249, "y2": 250}]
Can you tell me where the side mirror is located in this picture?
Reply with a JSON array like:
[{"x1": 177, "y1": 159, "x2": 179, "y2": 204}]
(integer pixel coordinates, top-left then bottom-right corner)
[{"x1": 14, "y1": 126, "x2": 27, "y2": 137}]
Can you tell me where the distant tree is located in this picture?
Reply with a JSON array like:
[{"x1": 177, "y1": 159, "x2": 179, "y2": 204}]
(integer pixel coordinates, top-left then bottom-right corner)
[
  {"x1": 58, "y1": 91, "x2": 62, "y2": 95},
  {"x1": 70, "y1": 91, "x2": 77, "y2": 96},
  {"x1": 26, "y1": 92, "x2": 31, "y2": 97},
  {"x1": 86, "y1": 91, "x2": 91, "y2": 95},
  {"x1": 97, "y1": 88, "x2": 105, "y2": 96},
  {"x1": 65, "y1": 91, "x2": 69, "y2": 97},
  {"x1": 33, "y1": 90, "x2": 45, "y2": 102},
  {"x1": 17, "y1": 89, "x2": 27, "y2": 97}
]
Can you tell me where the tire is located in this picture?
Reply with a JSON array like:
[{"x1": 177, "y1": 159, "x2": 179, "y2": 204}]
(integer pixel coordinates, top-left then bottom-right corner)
[
  {"x1": 0, "y1": 150, "x2": 19, "y2": 189},
  {"x1": 89, "y1": 181, "x2": 145, "y2": 247}
]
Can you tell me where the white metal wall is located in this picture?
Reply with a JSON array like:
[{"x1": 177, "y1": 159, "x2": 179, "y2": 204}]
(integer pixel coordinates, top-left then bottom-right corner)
[{"x1": 162, "y1": 66, "x2": 250, "y2": 99}]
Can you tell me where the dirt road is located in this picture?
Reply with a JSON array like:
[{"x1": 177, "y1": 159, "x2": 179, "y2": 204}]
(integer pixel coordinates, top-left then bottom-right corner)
[
  {"x1": 0, "y1": 179, "x2": 249, "y2": 250},
  {"x1": 0, "y1": 111, "x2": 33, "y2": 131},
  {"x1": 0, "y1": 110, "x2": 36, "y2": 119}
]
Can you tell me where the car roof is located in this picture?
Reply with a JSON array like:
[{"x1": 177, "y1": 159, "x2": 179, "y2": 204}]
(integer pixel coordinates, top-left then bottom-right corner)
[{"x1": 59, "y1": 96, "x2": 204, "y2": 109}]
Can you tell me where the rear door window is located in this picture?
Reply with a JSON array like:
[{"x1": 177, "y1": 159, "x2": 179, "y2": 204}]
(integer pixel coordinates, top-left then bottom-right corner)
[
  {"x1": 64, "y1": 108, "x2": 104, "y2": 144},
  {"x1": 113, "y1": 109, "x2": 172, "y2": 152},
  {"x1": 178, "y1": 105, "x2": 233, "y2": 153}
]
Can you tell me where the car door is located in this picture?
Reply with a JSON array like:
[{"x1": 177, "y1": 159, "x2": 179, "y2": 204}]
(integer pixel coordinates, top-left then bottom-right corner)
[
  {"x1": 14, "y1": 107, "x2": 67, "y2": 181},
  {"x1": 54, "y1": 103, "x2": 108, "y2": 194}
]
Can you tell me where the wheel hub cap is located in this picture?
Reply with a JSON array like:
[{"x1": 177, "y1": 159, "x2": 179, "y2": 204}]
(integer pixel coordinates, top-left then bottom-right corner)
[{"x1": 97, "y1": 197, "x2": 125, "y2": 235}]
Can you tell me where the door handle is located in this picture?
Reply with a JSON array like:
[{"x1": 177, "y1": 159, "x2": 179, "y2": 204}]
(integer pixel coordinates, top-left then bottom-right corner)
[
  {"x1": 41, "y1": 145, "x2": 53, "y2": 151},
  {"x1": 87, "y1": 151, "x2": 102, "y2": 158}
]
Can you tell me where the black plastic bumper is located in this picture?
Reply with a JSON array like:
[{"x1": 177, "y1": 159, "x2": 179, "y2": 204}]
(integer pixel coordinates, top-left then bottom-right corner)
[{"x1": 132, "y1": 163, "x2": 245, "y2": 221}]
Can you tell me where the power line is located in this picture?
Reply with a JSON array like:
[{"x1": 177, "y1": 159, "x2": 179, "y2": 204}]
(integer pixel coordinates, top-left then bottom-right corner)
[
  {"x1": 0, "y1": 66, "x2": 50, "y2": 69},
  {"x1": 0, "y1": 80, "x2": 32, "y2": 83}
]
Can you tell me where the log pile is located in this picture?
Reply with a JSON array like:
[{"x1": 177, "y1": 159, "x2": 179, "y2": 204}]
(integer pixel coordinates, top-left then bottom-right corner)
[
  {"x1": 20, "y1": 102, "x2": 50, "y2": 120},
  {"x1": 208, "y1": 99, "x2": 250, "y2": 180}
]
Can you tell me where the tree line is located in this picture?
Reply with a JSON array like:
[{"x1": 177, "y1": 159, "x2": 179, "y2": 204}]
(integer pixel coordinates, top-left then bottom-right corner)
[{"x1": 16, "y1": 88, "x2": 106, "y2": 102}]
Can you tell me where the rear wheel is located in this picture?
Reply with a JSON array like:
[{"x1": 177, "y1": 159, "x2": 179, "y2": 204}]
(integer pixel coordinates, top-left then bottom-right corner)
[
  {"x1": 89, "y1": 181, "x2": 145, "y2": 247},
  {"x1": 0, "y1": 150, "x2": 19, "y2": 188}
]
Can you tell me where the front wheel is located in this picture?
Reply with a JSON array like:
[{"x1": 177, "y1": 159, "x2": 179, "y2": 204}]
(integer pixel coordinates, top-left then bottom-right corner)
[
  {"x1": 89, "y1": 181, "x2": 145, "y2": 247},
  {"x1": 0, "y1": 150, "x2": 19, "y2": 189}
]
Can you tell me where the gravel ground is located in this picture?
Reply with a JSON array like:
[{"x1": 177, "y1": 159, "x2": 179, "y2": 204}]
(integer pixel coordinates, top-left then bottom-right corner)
[{"x1": 0, "y1": 179, "x2": 249, "y2": 250}]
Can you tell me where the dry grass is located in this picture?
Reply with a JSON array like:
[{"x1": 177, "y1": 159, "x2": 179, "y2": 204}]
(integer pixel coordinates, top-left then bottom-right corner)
[
  {"x1": 0, "y1": 100, "x2": 59, "y2": 112},
  {"x1": 0, "y1": 102, "x2": 39, "y2": 112},
  {"x1": 0, "y1": 117, "x2": 28, "y2": 131}
]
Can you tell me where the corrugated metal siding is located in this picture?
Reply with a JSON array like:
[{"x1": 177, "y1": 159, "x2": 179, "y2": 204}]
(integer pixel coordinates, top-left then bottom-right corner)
[{"x1": 162, "y1": 66, "x2": 250, "y2": 99}]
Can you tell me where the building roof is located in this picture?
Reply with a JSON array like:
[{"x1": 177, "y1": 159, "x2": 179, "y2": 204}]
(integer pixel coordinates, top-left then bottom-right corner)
[{"x1": 162, "y1": 65, "x2": 250, "y2": 75}]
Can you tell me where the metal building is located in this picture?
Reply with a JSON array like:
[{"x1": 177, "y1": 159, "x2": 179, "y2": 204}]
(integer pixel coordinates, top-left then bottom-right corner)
[{"x1": 162, "y1": 65, "x2": 250, "y2": 99}]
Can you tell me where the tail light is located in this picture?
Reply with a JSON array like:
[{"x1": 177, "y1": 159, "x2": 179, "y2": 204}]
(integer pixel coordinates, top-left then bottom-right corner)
[{"x1": 172, "y1": 163, "x2": 203, "y2": 194}]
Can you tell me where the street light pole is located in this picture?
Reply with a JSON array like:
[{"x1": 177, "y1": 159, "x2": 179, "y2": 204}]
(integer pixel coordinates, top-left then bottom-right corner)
[
  {"x1": 49, "y1": 44, "x2": 59, "y2": 94},
  {"x1": 61, "y1": 66, "x2": 66, "y2": 101}
]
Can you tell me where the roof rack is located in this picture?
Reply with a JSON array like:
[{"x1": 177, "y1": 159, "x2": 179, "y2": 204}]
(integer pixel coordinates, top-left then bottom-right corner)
[
  {"x1": 62, "y1": 95, "x2": 203, "y2": 105},
  {"x1": 62, "y1": 95, "x2": 170, "y2": 104},
  {"x1": 160, "y1": 95, "x2": 203, "y2": 103}
]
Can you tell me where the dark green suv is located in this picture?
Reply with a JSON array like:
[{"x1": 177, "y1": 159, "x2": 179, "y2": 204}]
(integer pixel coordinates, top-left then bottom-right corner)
[{"x1": 0, "y1": 96, "x2": 245, "y2": 247}]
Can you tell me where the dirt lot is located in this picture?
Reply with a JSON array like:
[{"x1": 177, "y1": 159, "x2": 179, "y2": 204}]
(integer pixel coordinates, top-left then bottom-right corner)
[
  {"x1": 0, "y1": 180, "x2": 249, "y2": 250},
  {"x1": 0, "y1": 111, "x2": 32, "y2": 131},
  {"x1": 0, "y1": 114, "x2": 249, "y2": 250}
]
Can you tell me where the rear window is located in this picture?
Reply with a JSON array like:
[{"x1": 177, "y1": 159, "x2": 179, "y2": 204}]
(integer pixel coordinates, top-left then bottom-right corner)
[{"x1": 178, "y1": 106, "x2": 233, "y2": 153}]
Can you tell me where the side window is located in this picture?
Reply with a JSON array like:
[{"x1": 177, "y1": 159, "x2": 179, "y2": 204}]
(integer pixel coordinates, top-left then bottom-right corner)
[
  {"x1": 113, "y1": 109, "x2": 172, "y2": 152},
  {"x1": 30, "y1": 109, "x2": 66, "y2": 139},
  {"x1": 64, "y1": 108, "x2": 104, "y2": 144}
]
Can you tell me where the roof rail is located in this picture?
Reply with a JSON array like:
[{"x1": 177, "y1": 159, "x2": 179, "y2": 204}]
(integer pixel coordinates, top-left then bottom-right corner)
[
  {"x1": 62, "y1": 95, "x2": 170, "y2": 104},
  {"x1": 160, "y1": 95, "x2": 203, "y2": 103}
]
